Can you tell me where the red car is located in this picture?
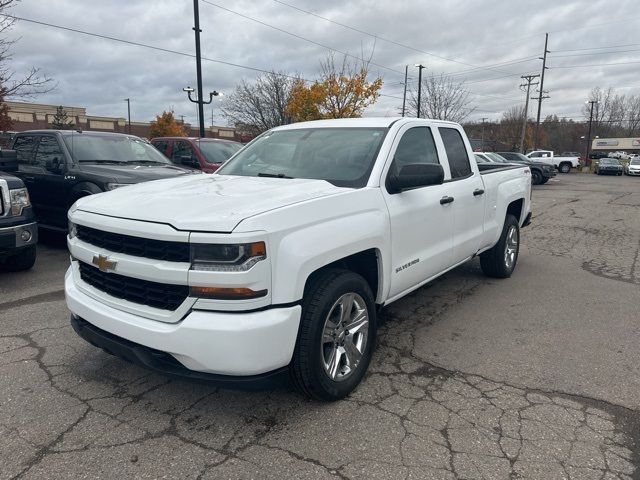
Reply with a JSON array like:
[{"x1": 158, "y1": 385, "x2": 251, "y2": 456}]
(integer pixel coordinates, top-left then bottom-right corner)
[{"x1": 151, "y1": 137, "x2": 242, "y2": 173}]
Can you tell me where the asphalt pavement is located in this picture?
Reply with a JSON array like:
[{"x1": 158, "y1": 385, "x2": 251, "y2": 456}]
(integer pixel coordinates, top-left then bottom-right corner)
[{"x1": 1, "y1": 173, "x2": 638, "y2": 479}]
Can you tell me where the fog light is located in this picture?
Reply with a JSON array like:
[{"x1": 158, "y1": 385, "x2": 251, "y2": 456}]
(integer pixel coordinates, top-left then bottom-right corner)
[{"x1": 21, "y1": 230, "x2": 32, "y2": 242}]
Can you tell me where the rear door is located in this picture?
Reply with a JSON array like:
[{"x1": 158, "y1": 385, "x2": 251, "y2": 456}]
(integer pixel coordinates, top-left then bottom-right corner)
[
  {"x1": 31, "y1": 135, "x2": 70, "y2": 229},
  {"x1": 12, "y1": 134, "x2": 41, "y2": 208},
  {"x1": 170, "y1": 140, "x2": 199, "y2": 169},
  {"x1": 151, "y1": 139, "x2": 170, "y2": 157},
  {"x1": 382, "y1": 124, "x2": 454, "y2": 299},
  {"x1": 436, "y1": 126, "x2": 485, "y2": 263}
]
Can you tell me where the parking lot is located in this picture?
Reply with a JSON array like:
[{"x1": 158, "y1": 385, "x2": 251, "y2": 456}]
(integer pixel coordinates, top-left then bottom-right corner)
[{"x1": 1, "y1": 173, "x2": 639, "y2": 479}]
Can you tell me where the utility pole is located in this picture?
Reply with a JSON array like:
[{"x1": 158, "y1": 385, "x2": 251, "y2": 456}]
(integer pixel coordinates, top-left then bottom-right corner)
[
  {"x1": 481, "y1": 117, "x2": 488, "y2": 149},
  {"x1": 415, "y1": 64, "x2": 426, "y2": 118},
  {"x1": 519, "y1": 74, "x2": 540, "y2": 154},
  {"x1": 534, "y1": 33, "x2": 550, "y2": 149},
  {"x1": 401, "y1": 65, "x2": 408, "y2": 117},
  {"x1": 585, "y1": 100, "x2": 598, "y2": 165},
  {"x1": 124, "y1": 98, "x2": 131, "y2": 134}
]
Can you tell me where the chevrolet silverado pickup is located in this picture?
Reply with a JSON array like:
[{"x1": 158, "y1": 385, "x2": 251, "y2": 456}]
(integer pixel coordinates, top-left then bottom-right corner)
[{"x1": 66, "y1": 117, "x2": 532, "y2": 401}]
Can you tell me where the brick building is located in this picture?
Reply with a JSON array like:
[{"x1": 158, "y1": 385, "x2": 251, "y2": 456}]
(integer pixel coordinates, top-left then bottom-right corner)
[{"x1": 3, "y1": 101, "x2": 248, "y2": 142}]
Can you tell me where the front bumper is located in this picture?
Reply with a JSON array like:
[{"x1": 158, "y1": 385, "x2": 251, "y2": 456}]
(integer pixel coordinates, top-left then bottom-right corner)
[
  {"x1": 0, "y1": 221, "x2": 38, "y2": 257},
  {"x1": 627, "y1": 169, "x2": 640, "y2": 176},
  {"x1": 65, "y1": 269, "x2": 301, "y2": 376}
]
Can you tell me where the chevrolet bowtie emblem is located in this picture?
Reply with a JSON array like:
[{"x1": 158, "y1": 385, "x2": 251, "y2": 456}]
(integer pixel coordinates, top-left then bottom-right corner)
[{"x1": 92, "y1": 254, "x2": 117, "y2": 273}]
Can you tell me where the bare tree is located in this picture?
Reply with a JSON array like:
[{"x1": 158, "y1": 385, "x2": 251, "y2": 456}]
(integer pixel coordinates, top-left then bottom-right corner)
[
  {"x1": 221, "y1": 71, "x2": 298, "y2": 136},
  {"x1": 407, "y1": 73, "x2": 475, "y2": 122},
  {"x1": 1, "y1": 0, "x2": 54, "y2": 98}
]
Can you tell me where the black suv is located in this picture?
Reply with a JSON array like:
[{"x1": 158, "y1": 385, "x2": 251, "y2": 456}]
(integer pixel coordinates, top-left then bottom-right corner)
[
  {"x1": 10, "y1": 130, "x2": 196, "y2": 231},
  {"x1": 1, "y1": 150, "x2": 38, "y2": 271},
  {"x1": 496, "y1": 152, "x2": 556, "y2": 185}
]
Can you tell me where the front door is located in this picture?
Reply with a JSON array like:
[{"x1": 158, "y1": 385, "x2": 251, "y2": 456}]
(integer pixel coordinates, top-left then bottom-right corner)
[
  {"x1": 29, "y1": 135, "x2": 69, "y2": 228},
  {"x1": 382, "y1": 125, "x2": 454, "y2": 299}
]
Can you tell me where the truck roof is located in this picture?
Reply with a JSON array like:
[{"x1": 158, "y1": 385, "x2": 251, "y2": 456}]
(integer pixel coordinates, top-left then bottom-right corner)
[
  {"x1": 271, "y1": 117, "x2": 461, "y2": 131},
  {"x1": 15, "y1": 130, "x2": 141, "y2": 139}
]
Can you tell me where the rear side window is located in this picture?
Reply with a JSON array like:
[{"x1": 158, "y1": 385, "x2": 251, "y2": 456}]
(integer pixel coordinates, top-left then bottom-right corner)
[
  {"x1": 439, "y1": 128, "x2": 471, "y2": 179},
  {"x1": 171, "y1": 141, "x2": 193, "y2": 162},
  {"x1": 391, "y1": 127, "x2": 439, "y2": 174},
  {"x1": 12, "y1": 136, "x2": 36, "y2": 164},
  {"x1": 34, "y1": 136, "x2": 64, "y2": 168}
]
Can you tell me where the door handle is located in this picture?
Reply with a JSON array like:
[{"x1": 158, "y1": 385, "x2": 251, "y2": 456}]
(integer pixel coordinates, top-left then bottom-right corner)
[
  {"x1": 24, "y1": 176, "x2": 35, "y2": 182},
  {"x1": 473, "y1": 188, "x2": 485, "y2": 196},
  {"x1": 440, "y1": 196, "x2": 454, "y2": 205}
]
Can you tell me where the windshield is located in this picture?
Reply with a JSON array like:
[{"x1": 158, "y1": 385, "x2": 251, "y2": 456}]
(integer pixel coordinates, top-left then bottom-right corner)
[
  {"x1": 630, "y1": 159, "x2": 640, "y2": 165},
  {"x1": 486, "y1": 152, "x2": 508, "y2": 163},
  {"x1": 196, "y1": 141, "x2": 242, "y2": 164},
  {"x1": 63, "y1": 135, "x2": 171, "y2": 164},
  {"x1": 600, "y1": 158, "x2": 618, "y2": 165},
  {"x1": 474, "y1": 154, "x2": 487, "y2": 163},
  {"x1": 216, "y1": 128, "x2": 387, "y2": 188}
]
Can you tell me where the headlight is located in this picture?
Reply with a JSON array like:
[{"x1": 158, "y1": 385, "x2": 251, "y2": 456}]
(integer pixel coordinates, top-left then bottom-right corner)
[
  {"x1": 68, "y1": 220, "x2": 77, "y2": 239},
  {"x1": 9, "y1": 188, "x2": 30, "y2": 216},
  {"x1": 190, "y1": 242, "x2": 266, "y2": 272},
  {"x1": 106, "y1": 183, "x2": 131, "y2": 191}
]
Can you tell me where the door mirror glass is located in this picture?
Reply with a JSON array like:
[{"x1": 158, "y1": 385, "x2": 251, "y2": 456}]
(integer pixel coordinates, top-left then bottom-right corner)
[
  {"x1": 387, "y1": 163, "x2": 444, "y2": 194},
  {"x1": 45, "y1": 157, "x2": 63, "y2": 174}
]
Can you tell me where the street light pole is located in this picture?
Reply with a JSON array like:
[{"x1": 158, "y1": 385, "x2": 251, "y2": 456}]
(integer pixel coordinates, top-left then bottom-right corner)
[
  {"x1": 401, "y1": 65, "x2": 408, "y2": 117},
  {"x1": 191, "y1": 0, "x2": 206, "y2": 137},
  {"x1": 124, "y1": 98, "x2": 131, "y2": 134},
  {"x1": 415, "y1": 64, "x2": 425, "y2": 118},
  {"x1": 585, "y1": 100, "x2": 598, "y2": 165},
  {"x1": 481, "y1": 117, "x2": 487, "y2": 150}
]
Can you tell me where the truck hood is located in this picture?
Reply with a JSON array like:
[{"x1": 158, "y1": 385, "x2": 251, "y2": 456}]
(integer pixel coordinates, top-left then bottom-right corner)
[
  {"x1": 77, "y1": 163, "x2": 196, "y2": 182},
  {"x1": 75, "y1": 174, "x2": 347, "y2": 232}
]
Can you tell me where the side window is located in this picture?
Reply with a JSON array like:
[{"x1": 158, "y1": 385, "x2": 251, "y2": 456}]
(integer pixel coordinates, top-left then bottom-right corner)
[
  {"x1": 153, "y1": 140, "x2": 169, "y2": 156},
  {"x1": 170, "y1": 141, "x2": 193, "y2": 162},
  {"x1": 391, "y1": 127, "x2": 439, "y2": 174},
  {"x1": 12, "y1": 136, "x2": 36, "y2": 164},
  {"x1": 34, "y1": 136, "x2": 64, "y2": 169},
  {"x1": 529, "y1": 152, "x2": 542, "y2": 158},
  {"x1": 439, "y1": 128, "x2": 471, "y2": 179}
]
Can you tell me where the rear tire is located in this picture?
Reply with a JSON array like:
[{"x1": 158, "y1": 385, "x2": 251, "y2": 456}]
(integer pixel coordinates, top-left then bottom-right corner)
[
  {"x1": 2, "y1": 245, "x2": 37, "y2": 272},
  {"x1": 290, "y1": 269, "x2": 376, "y2": 401},
  {"x1": 540, "y1": 177, "x2": 549, "y2": 184},
  {"x1": 559, "y1": 162, "x2": 571, "y2": 174},
  {"x1": 480, "y1": 215, "x2": 520, "y2": 279}
]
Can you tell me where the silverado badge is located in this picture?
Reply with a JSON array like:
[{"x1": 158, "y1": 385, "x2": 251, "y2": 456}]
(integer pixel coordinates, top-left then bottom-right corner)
[{"x1": 92, "y1": 254, "x2": 117, "y2": 273}]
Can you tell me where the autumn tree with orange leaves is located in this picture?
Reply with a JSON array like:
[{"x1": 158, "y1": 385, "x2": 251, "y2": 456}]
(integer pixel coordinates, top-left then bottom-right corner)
[
  {"x1": 149, "y1": 111, "x2": 187, "y2": 138},
  {"x1": 287, "y1": 54, "x2": 382, "y2": 122}
]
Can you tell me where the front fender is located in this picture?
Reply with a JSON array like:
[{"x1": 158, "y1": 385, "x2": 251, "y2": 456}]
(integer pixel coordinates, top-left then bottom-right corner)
[{"x1": 270, "y1": 209, "x2": 389, "y2": 304}]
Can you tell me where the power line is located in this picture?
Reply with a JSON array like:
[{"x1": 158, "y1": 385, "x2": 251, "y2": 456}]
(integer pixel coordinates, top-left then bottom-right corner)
[
  {"x1": 551, "y1": 60, "x2": 640, "y2": 69},
  {"x1": 200, "y1": 0, "x2": 407, "y2": 77},
  {"x1": 3, "y1": 13, "x2": 403, "y2": 102},
  {"x1": 550, "y1": 48, "x2": 640, "y2": 58},
  {"x1": 270, "y1": 0, "x2": 520, "y2": 76},
  {"x1": 553, "y1": 42, "x2": 640, "y2": 53}
]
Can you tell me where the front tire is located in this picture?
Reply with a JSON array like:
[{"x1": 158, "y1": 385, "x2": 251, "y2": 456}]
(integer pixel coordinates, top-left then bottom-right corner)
[
  {"x1": 480, "y1": 215, "x2": 520, "y2": 279},
  {"x1": 531, "y1": 171, "x2": 542, "y2": 185},
  {"x1": 290, "y1": 269, "x2": 376, "y2": 401},
  {"x1": 2, "y1": 245, "x2": 37, "y2": 272}
]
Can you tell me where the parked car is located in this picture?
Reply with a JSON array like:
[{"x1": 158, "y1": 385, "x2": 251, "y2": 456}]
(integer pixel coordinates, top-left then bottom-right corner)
[
  {"x1": 526, "y1": 150, "x2": 580, "y2": 173},
  {"x1": 496, "y1": 151, "x2": 556, "y2": 185},
  {"x1": 0, "y1": 150, "x2": 38, "y2": 271},
  {"x1": 624, "y1": 158, "x2": 640, "y2": 176},
  {"x1": 66, "y1": 117, "x2": 532, "y2": 400},
  {"x1": 151, "y1": 137, "x2": 242, "y2": 173},
  {"x1": 595, "y1": 158, "x2": 623, "y2": 175},
  {"x1": 9, "y1": 130, "x2": 197, "y2": 231},
  {"x1": 589, "y1": 151, "x2": 610, "y2": 160}
]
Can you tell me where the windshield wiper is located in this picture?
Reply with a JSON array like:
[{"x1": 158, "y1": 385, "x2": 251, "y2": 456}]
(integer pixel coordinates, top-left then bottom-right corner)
[
  {"x1": 127, "y1": 160, "x2": 167, "y2": 165},
  {"x1": 257, "y1": 172, "x2": 294, "y2": 179},
  {"x1": 78, "y1": 160, "x2": 127, "y2": 164}
]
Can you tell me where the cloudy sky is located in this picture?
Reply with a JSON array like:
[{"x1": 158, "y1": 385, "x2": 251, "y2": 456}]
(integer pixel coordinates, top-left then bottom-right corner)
[{"x1": 6, "y1": 0, "x2": 640, "y2": 127}]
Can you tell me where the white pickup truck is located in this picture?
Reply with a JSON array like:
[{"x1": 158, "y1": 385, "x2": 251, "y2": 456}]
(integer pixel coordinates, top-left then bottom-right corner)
[
  {"x1": 525, "y1": 150, "x2": 580, "y2": 173},
  {"x1": 65, "y1": 117, "x2": 532, "y2": 400}
]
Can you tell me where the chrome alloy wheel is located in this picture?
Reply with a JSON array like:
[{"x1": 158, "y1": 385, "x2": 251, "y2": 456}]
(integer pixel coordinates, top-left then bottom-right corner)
[
  {"x1": 504, "y1": 225, "x2": 519, "y2": 270},
  {"x1": 321, "y1": 293, "x2": 369, "y2": 382}
]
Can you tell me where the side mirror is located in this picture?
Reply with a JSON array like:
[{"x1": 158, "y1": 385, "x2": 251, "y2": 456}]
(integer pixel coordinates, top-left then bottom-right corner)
[
  {"x1": 180, "y1": 155, "x2": 199, "y2": 168},
  {"x1": 45, "y1": 157, "x2": 63, "y2": 174},
  {"x1": 387, "y1": 163, "x2": 444, "y2": 194}
]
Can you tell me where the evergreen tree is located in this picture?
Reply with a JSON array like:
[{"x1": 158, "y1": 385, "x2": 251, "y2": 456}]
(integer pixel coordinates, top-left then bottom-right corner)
[{"x1": 50, "y1": 106, "x2": 75, "y2": 130}]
